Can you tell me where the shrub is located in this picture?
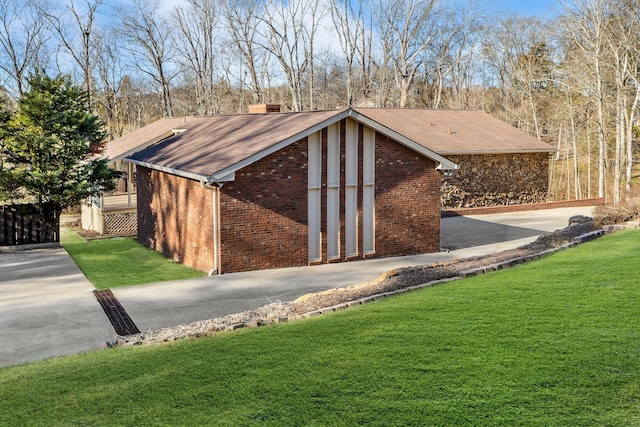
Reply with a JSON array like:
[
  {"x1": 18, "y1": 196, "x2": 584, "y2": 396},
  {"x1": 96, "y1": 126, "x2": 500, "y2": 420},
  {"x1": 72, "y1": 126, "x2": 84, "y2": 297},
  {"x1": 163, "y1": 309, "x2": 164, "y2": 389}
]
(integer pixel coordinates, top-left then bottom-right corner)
[{"x1": 592, "y1": 203, "x2": 640, "y2": 226}]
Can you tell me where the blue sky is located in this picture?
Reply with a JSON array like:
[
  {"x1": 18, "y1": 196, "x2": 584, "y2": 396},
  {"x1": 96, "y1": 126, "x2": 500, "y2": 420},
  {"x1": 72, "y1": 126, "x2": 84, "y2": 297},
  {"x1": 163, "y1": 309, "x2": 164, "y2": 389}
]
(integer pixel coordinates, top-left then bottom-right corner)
[{"x1": 494, "y1": 0, "x2": 559, "y2": 17}]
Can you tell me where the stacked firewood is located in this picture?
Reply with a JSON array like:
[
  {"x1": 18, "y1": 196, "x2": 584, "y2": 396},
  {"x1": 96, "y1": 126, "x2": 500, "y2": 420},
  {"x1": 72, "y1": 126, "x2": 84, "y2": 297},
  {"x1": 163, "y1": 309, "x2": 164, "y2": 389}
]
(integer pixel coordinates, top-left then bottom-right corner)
[{"x1": 441, "y1": 182, "x2": 547, "y2": 209}]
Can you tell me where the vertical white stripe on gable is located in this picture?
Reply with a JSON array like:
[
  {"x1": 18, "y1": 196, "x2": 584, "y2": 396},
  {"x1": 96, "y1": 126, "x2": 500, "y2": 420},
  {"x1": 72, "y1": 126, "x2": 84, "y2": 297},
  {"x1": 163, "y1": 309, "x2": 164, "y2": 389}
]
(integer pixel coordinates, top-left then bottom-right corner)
[
  {"x1": 327, "y1": 123, "x2": 340, "y2": 259},
  {"x1": 308, "y1": 131, "x2": 321, "y2": 262},
  {"x1": 362, "y1": 127, "x2": 375, "y2": 254},
  {"x1": 345, "y1": 119, "x2": 358, "y2": 256}
]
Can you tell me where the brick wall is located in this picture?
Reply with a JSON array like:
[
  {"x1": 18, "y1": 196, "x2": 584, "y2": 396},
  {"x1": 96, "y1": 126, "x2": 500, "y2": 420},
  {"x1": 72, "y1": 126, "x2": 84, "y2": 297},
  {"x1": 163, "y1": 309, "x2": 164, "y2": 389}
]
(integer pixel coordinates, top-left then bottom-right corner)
[
  {"x1": 219, "y1": 138, "x2": 309, "y2": 273},
  {"x1": 137, "y1": 127, "x2": 443, "y2": 274},
  {"x1": 137, "y1": 166, "x2": 215, "y2": 272},
  {"x1": 442, "y1": 197, "x2": 605, "y2": 217},
  {"x1": 374, "y1": 134, "x2": 441, "y2": 256},
  {"x1": 442, "y1": 152, "x2": 550, "y2": 208}
]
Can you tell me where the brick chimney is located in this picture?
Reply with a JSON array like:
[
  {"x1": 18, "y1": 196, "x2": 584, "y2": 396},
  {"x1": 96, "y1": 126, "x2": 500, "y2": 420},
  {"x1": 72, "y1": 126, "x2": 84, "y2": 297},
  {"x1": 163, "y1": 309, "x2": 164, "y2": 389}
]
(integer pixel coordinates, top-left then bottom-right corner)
[{"x1": 248, "y1": 104, "x2": 281, "y2": 114}]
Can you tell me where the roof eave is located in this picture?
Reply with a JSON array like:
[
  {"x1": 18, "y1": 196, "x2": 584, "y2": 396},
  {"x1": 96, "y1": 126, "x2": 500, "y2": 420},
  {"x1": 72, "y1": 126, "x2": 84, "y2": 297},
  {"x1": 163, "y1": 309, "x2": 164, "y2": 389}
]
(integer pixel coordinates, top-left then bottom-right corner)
[
  {"x1": 349, "y1": 109, "x2": 458, "y2": 171},
  {"x1": 441, "y1": 148, "x2": 556, "y2": 156},
  {"x1": 125, "y1": 158, "x2": 211, "y2": 183}
]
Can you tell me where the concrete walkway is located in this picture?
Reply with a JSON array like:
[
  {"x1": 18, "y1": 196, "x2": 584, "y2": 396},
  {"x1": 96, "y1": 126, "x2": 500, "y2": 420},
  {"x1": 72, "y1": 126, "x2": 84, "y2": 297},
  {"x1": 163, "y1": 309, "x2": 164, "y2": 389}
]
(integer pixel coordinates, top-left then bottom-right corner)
[{"x1": 0, "y1": 206, "x2": 593, "y2": 367}]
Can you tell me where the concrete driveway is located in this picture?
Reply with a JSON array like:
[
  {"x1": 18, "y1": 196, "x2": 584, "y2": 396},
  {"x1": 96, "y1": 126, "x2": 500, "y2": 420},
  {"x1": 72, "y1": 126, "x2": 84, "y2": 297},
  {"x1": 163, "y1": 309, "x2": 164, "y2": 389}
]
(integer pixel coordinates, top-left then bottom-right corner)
[
  {"x1": 0, "y1": 247, "x2": 115, "y2": 367},
  {"x1": 0, "y1": 206, "x2": 594, "y2": 367}
]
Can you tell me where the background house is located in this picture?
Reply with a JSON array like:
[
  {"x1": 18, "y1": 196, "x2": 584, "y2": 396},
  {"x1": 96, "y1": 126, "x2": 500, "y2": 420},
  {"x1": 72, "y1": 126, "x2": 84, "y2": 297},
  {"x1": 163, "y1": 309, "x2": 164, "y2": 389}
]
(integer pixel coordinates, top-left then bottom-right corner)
[{"x1": 127, "y1": 107, "x2": 456, "y2": 274}]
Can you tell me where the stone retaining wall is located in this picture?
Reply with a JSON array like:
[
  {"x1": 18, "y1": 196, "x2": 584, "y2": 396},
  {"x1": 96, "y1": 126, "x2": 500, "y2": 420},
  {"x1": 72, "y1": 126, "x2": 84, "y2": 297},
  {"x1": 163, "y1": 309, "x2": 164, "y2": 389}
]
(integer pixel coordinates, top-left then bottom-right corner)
[{"x1": 442, "y1": 152, "x2": 550, "y2": 208}]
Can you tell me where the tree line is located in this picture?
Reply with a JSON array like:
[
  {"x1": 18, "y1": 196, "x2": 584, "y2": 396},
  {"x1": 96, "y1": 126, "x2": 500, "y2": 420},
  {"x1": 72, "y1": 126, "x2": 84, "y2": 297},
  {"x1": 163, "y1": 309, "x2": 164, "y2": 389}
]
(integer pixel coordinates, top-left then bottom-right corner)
[{"x1": 0, "y1": 0, "x2": 639, "y2": 204}]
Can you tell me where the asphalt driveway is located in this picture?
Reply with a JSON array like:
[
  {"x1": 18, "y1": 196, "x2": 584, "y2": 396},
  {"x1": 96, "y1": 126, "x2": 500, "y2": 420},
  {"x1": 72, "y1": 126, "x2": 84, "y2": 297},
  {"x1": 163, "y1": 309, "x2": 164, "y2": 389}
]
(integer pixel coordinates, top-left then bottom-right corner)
[{"x1": 0, "y1": 206, "x2": 594, "y2": 367}]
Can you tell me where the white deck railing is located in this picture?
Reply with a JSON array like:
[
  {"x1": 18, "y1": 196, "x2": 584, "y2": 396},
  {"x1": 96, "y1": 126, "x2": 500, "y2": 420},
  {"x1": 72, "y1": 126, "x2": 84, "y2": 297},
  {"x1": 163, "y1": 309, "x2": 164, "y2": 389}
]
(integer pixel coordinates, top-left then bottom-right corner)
[{"x1": 91, "y1": 193, "x2": 137, "y2": 211}]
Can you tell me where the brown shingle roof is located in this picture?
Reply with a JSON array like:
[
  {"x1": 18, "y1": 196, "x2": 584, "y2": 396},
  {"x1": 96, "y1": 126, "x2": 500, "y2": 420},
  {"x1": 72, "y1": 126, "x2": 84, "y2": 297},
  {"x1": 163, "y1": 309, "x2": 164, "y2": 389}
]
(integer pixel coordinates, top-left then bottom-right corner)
[
  {"x1": 124, "y1": 107, "x2": 548, "y2": 182},
  {"x1": 128, "y1": 109, "x2": 352, "y2": 180},
  {"x1": 104, "y1": 116, "x2": 196, "y2": 161},
  {"x1": 355, "y1": 108, "x2": 553, "y2": 154}
]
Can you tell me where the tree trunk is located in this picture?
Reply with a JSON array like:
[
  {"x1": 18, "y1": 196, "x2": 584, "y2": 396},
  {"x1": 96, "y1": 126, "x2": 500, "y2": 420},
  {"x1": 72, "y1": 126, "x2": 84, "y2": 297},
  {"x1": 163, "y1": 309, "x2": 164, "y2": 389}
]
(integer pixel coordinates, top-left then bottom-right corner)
[{"x1": 596, "y1": 64, "x2": 606, "y2": 199}]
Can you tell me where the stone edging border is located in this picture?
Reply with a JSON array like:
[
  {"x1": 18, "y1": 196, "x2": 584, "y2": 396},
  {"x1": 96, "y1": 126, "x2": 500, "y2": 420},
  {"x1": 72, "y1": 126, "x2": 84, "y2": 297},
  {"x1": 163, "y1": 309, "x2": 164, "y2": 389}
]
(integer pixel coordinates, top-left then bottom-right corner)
[
  {"x1": 457, "y1": 229, "x2": 608, "y2": 278},
  {"x1": 224, "y1": 223, "x2": 636, "y2": 331}
]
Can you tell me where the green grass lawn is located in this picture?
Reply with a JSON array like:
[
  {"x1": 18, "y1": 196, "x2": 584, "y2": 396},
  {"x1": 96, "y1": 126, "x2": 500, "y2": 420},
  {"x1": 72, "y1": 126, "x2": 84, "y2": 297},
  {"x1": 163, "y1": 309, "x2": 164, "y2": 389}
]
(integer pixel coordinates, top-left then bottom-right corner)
[
  {"x1": 2, "y1": 230, "x2": 640, "y2": 425},
  {"x1": 61, "y1": 228, "x2": 205, "y2": 288}
]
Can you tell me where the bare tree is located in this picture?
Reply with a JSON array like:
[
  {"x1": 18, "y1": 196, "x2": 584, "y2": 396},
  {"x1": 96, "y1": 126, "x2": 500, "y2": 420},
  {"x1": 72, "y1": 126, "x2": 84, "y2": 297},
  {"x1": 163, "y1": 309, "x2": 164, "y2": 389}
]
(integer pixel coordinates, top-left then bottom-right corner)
[
  {"x1": 174, "y1": 0, "x2": 220, "y2": 115},
  {"x1": 256, "y1": 0, "x2": 322, "y2": 111},
  {"x1": 608, "y1": 15, "x2": 627, "y2": 204},
  {"x1": 512, "y1": 41, "x2": 555, "y2": 139},
  {"x1": 559, "y1": 0, "x2": 609, "y2": 199},
  {"x1": 94, "y1": 32, "x2": 119, "y2": 138},
  {"x1": 90, "y1": 24, "x2": 158, "y2": 134},
  {"x1": 0, "y1": 0, "x2": 50, "y2": 97},
  {"x1": 605, "y1": 0, "x2": 640, "y2": 203},
  {"x1": 622, "y1": 24, "x2": 640, "y2": 201},
  {"x1": 329, "y1": 0, "x2": 369, "y2": 107},
  {"x1": 44, "y1": 0, "x2": 102, "y2": 109},
  {"x1": 305, "y1": 0, "x2": 323, "y2": 110},
  {"x1": 118, "y1": 0, "x2": 175, "y2": 117},
  {"x1": 223, "y1": 0, "x2": 263, "y2": 105},
  {"x1": 373, "y1": 0, "x2": 441, "y2": 108},
  {"x1": 481, "y1": 15, "x2": 554, "y2": 136},
  {"x1": 424, "y1": 1, "x2": 482, "y2": 109}
]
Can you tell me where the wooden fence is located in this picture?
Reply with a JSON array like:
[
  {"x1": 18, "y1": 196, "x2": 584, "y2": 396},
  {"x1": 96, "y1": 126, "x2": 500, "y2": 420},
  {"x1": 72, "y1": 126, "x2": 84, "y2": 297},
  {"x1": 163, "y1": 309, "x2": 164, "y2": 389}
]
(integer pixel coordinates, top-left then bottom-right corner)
[{"x1": 0, "y1": 203, "x2": 59, "y2": 245}]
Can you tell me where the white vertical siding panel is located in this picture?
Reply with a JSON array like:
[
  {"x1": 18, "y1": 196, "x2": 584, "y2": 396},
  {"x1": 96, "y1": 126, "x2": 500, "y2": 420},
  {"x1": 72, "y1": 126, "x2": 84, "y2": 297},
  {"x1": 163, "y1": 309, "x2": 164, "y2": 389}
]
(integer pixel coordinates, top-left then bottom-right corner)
[
  {"x1": 362, "y1": 127, "x2": 375, "y2": 254},
  {"x1": 345, "y1": 119, "x2": 358, "y2": 256},
  {"x1": 308, "y1": 132, "x2": 321, "y2": 261},
  {"x1": 326, "y1": 123, "x2": 340, "y2": 259}
]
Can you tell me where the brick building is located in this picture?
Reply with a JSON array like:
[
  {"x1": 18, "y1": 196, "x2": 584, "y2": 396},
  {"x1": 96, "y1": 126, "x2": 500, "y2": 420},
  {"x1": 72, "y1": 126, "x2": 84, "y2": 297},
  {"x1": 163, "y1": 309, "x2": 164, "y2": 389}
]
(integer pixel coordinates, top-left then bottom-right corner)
[
  {"x1": 125, "y1": 107, "x2": 553, "y2": 274},
  {"x1": 127, "y1": 107, "x2": 456, "y2": 274}
]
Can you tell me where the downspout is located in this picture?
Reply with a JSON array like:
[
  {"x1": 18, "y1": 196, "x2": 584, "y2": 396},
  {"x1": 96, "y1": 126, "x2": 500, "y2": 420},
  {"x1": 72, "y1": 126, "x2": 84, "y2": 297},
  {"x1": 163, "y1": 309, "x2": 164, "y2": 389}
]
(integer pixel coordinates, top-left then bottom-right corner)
[
  {"x1": 212, "y1": 184, "x2": 222, "y2": 276},
  {"x1": 127, "y1": 162, "x2": 134, "y2": 208},
  {"x1": 201, "y1": 181, "x2": 222, "y2": 276}
]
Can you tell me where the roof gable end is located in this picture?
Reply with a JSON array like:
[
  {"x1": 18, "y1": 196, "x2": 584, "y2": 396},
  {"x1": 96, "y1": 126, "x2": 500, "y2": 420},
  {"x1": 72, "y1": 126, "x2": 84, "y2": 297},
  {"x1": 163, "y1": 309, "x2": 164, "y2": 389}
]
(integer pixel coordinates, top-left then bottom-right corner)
[{"x1": 348, "y1": 109, "x2": 457, "y2": 171}]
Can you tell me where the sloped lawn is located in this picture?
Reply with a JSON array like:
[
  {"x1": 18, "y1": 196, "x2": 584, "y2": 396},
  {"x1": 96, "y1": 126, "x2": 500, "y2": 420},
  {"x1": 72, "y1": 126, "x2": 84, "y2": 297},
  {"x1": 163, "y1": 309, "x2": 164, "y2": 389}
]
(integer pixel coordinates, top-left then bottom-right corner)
[
  {"x1": 1, "y1": 230, "x2": 640, "y2": 425},
  {"x1": 61, "y1": 228, "x2": 204, "y2": 288}
]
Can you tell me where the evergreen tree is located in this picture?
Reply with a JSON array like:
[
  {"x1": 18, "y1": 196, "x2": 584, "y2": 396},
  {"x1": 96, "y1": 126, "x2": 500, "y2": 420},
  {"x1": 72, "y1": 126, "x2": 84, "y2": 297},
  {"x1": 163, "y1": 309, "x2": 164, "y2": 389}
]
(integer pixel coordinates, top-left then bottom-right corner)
[
  {"x1": 0, "y1": 93, "x2": 13, "y2": 202},
  {"x1": 0, "y1": 73, "x2": 118, "y2": 240}
]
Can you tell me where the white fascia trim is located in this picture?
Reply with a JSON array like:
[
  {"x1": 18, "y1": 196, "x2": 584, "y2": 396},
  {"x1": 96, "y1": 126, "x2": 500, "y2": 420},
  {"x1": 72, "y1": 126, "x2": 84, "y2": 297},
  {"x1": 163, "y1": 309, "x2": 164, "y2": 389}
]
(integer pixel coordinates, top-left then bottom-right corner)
[
  {"x1": 125, "y1": 158, "x2": 211, "y2": 182},
  {"x1": 348, "y1": 110, "x2": 459, "y2": 171},
  {"x1": 209, "y1": 109, "x2": 352, "y2": 182},
  {"x1": 214, "y1": 172, "x2": 236, "y2": 182}
]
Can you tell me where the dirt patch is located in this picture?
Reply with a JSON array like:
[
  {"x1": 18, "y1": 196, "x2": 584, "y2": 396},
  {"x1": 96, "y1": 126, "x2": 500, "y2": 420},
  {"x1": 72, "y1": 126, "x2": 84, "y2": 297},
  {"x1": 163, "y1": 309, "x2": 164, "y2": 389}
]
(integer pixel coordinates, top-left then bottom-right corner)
[
  {"x1": 114, "y1": 220, "x2": 597, "y2": 347},
  {"x1": 73, "y1": 227, "x2": 101, "y2": 239}
]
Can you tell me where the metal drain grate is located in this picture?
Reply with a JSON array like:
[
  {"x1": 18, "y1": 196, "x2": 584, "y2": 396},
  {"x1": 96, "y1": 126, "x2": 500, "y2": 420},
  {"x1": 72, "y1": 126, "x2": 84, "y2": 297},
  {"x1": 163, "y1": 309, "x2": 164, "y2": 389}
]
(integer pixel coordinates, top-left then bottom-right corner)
[{"x1": 93, "y1": 289, "x2": 141, "y2": 336}]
